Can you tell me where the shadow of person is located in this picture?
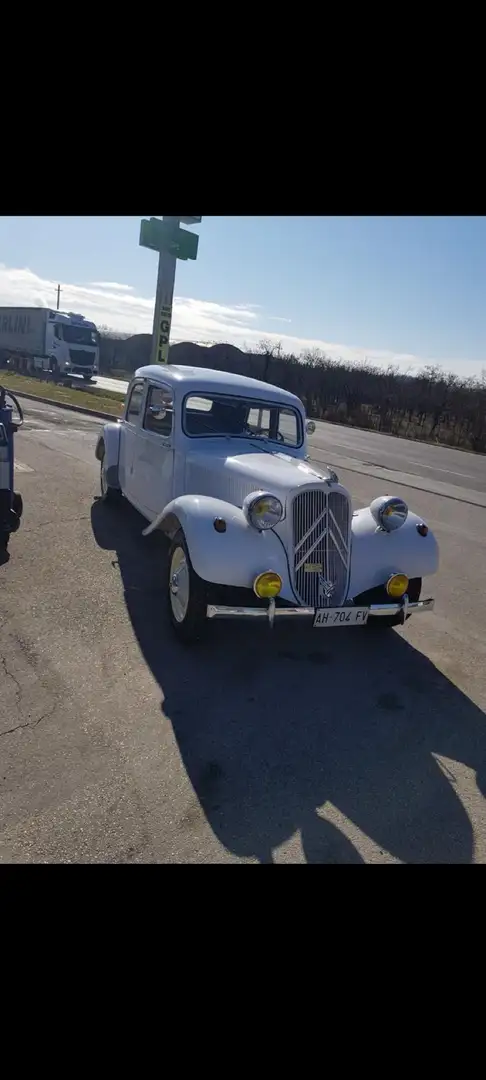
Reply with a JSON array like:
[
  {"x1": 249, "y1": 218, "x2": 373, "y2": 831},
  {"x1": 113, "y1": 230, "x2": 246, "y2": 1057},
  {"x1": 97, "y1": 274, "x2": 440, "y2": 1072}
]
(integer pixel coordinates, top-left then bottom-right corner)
[{"x1": 91, "y1": 497, "x2": 486, "y2": 864}]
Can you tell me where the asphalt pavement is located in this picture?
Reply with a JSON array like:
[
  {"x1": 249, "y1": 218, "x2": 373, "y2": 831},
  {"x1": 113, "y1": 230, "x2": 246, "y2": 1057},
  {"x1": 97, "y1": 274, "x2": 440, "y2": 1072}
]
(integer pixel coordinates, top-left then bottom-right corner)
[{"x1": 1, "y1": 398, "x2": 486, "y2": 863}]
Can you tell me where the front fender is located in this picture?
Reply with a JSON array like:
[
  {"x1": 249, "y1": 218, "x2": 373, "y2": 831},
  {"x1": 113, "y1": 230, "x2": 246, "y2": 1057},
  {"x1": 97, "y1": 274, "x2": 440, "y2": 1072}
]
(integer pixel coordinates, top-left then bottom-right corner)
[
  {"x1": 143, "y1": 495, "x2": 296, "y2": 598},
  {"x1": 348, "y1": 506, "x2": 439, "y2": 598},
  {"x1": 96, "y1": 422, "x2": 121, "y2": 488}
]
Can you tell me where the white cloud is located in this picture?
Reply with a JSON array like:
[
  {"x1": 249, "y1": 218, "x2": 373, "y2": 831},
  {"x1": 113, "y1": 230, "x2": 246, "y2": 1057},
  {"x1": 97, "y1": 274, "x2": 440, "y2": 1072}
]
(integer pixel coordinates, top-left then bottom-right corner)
[
  {"x1": 0, "y1": 262, "x2": 483, "y2": 380},
  {"x1": 89, "y1": 281, "x2": 134, "y2": 292}
]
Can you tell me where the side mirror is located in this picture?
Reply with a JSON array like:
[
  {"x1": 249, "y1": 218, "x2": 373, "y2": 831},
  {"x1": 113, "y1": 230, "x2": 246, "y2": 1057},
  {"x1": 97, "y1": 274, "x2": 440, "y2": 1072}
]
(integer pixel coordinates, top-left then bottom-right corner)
[
  {"x1": 149, "y1": 405, "x2": 167, "y2": 420},
  {"x1": 306, "y1": 419, "x2": 316, "y2": 435}
]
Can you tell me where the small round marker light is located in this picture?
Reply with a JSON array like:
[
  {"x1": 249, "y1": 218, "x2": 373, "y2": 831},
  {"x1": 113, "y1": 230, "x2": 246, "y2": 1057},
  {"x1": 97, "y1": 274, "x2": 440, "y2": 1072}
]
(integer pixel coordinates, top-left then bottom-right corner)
[
  {"x1": 213, "y1": 517, "x2": 227, "y2": 533},
  {"x1": 386, "y1": 573, "x2": 409, "y2": 599},
  {"x1": 253, "y1": 571, "x2": 282, "y2": 599},
  {"x1": 416, "y1": 522, "x2": 428, "y2": 537}
]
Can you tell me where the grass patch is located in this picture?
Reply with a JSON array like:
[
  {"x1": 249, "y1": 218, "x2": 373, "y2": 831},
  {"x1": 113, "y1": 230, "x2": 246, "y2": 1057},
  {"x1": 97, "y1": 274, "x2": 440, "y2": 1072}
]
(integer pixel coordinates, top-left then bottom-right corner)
[{"x1": 0, "y1": 371, "x2": 124, "y2": 417}]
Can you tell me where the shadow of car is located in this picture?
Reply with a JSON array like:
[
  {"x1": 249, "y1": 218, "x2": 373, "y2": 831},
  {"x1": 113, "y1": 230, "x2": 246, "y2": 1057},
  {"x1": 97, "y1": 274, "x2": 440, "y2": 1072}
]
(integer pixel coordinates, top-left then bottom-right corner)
[{"x1": 91, "y1": 497, "x2": 486, "y2": 864}]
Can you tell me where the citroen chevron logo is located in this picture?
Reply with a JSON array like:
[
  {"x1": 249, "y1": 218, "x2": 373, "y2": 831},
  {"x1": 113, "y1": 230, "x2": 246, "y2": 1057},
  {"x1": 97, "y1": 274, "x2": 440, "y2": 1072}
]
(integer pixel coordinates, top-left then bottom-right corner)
[{"x1": 319, "y1": 575, "x2": 335, "y2": 600}]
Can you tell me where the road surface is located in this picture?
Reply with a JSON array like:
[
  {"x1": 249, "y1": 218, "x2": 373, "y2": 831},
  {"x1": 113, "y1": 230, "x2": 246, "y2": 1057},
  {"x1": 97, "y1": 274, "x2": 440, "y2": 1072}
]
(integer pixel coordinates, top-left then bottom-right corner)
[{"x1": 1, "y1": 398, "x2": 486, "y2": 863}]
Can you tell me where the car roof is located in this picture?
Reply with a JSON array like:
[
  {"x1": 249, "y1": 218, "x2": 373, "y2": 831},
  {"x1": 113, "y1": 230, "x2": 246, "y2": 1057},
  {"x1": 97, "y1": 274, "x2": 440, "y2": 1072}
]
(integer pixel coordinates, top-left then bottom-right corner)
[{"x1": 134, "y1": 364, "x2": 303, "y2": 408}]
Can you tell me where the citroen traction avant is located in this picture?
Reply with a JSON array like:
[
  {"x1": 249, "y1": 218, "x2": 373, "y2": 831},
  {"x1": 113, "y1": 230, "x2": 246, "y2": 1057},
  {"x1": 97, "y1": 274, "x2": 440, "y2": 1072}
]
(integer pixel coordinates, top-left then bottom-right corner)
[{"x1": 96, "y1": 365, "x2": 438, "y2": 643}]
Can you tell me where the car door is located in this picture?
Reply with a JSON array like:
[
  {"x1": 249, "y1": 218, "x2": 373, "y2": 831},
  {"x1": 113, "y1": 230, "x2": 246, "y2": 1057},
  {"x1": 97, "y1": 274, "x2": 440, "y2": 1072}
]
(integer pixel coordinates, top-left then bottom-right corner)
[
  {"x1": 131, "y1": 382, "x2": 175, "y2": 518},
  {"x1": 118, "y1": 379, "x2": 147, "y2": 510}
]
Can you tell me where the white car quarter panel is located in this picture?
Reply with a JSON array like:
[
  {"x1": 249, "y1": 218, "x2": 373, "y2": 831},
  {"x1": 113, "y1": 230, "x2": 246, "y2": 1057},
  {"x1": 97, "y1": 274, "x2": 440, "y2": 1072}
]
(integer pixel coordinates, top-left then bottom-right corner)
[
  {"x1": 146, "y1": 494, "x2": 295, "y2": 596},
  {"x1": 348, "y1": 507, "x2": 439, "y2": 597}
]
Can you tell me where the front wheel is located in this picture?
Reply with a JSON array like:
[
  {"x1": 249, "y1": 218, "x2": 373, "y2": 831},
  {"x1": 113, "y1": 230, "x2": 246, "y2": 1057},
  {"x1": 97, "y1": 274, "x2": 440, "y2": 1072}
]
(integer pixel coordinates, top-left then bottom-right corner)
[
  {"x1": 167, "y1": 530, "x2": 208, "y2": 644},
  {"x1": 99, "y1": 451, "x2": 120, "y2": 504}
]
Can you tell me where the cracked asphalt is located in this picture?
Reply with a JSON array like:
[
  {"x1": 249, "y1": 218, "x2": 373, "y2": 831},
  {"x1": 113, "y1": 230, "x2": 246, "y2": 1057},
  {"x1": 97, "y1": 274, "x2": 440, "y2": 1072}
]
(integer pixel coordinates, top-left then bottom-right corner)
[{"x1": 1, "y1": 399, "x2": 486, "y2": 863}]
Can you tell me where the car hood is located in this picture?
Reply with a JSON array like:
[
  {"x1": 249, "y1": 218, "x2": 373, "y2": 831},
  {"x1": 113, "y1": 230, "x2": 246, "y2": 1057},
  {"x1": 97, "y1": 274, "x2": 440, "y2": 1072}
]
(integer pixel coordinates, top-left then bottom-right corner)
[{"x1": 184, "y1": 445, "x2": 334, "y2": 507}]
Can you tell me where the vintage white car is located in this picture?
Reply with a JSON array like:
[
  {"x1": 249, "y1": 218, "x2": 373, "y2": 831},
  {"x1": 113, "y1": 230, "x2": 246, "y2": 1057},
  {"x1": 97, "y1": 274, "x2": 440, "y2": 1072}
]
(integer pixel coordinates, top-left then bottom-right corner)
[{"x1": 95, "y1": 364, "x2": 438, "y2": 643}]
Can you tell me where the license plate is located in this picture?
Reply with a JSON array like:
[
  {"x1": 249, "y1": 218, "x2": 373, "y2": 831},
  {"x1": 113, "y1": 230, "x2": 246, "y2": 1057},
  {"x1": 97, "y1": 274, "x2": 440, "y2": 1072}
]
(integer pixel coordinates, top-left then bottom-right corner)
[{"x1": 313, "y1": 607, "x2": 369, "y2": 628}]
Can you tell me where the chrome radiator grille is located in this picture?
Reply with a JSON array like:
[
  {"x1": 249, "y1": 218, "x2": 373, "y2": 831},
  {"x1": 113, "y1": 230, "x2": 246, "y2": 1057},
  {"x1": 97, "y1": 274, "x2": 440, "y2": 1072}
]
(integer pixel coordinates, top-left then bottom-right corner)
[{"x1": 292, "y1": 489, "x2": 350, "y2": 607}]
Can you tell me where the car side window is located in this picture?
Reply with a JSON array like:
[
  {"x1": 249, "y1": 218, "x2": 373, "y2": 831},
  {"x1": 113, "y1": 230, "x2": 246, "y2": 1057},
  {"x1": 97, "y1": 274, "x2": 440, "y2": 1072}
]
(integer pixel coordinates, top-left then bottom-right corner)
[
  {"x1": 126, "y1": 382, "x2": 144, "y2": 422},
  {"x1": 143, "y1": 385, "x2": 173, "y2": 437},
  {"x1": 277, "y1": 407, "x2": 299, "y2": 446},
  {"x1": 247, "y1": 407, "x2": 270, "y2": 436}
]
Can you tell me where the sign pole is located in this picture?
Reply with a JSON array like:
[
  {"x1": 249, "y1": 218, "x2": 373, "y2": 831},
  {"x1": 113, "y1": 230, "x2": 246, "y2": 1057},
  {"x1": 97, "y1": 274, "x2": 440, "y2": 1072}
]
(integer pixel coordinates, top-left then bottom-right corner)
[
  {"x1": 150, "y1": 217, "x2": 178, "y2": 366},
  {"x1": 140, "y1": 215, "x2": 202, "y2": 366}
]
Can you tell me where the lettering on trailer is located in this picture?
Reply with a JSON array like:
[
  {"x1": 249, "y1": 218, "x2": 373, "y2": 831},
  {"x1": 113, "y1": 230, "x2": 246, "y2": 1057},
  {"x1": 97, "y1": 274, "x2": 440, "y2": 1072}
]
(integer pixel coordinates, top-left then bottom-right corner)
[
  {"x1": 156, "y1": 304, "x2": 172, "y2": 365},
  {"x1": 1, "y1": 314, "x2": 32, "y2": 335}
]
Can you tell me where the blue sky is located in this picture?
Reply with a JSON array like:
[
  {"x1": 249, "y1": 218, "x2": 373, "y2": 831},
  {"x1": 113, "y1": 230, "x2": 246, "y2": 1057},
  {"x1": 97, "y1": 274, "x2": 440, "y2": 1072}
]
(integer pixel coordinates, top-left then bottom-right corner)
[{"x1": 0, "y1": 215, "x2": 485, "y2": 377}]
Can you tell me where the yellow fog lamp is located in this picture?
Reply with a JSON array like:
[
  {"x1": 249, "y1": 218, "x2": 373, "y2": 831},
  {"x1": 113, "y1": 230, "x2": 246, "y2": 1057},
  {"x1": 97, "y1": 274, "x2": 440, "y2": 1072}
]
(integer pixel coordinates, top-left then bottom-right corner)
[
  {"x1": 386, "y1": 573, "x2": 409, "y2": 599},
  {"x1": 253, "y1": 571, "x2": 282, "y2": 599}
]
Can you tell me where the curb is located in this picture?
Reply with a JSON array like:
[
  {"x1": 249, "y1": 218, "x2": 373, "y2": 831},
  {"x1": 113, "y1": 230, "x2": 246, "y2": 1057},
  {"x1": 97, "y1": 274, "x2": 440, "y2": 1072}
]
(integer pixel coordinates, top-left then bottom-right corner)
[{"x1": 10, "y1": 389, "x2": 120, "y2": 423}]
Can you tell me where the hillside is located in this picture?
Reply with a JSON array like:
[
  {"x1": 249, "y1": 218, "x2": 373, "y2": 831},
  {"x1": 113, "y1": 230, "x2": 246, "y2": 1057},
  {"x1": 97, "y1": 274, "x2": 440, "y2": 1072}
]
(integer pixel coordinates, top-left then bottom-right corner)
[{"x1": 99, "y1": 335, "x2": 268, "y2": 378}]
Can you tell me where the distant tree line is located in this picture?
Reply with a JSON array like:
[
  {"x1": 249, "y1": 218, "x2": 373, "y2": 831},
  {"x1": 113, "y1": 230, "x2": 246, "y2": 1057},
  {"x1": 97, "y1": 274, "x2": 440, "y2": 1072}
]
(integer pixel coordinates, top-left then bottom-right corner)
[{"x1": 99, "y1": 330, "x2": 486, "y2": 453}]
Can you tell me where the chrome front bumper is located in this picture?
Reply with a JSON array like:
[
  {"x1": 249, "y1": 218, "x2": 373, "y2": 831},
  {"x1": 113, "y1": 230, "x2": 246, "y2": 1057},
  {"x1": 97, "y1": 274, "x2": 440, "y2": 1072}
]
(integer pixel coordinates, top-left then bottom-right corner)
[{"x1": 206, "y1": 597, "x2": 435, "y2": 626}]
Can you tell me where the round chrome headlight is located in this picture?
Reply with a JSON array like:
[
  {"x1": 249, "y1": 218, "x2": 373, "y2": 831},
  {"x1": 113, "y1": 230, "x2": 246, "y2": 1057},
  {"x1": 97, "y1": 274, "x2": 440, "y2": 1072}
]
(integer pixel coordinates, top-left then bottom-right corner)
[
  {"x1": 370, "y1": 495, "x2": 408, "y2": 532},
  {"x1": 243, "y1": 491, "x2": 283, "y2": 531}
]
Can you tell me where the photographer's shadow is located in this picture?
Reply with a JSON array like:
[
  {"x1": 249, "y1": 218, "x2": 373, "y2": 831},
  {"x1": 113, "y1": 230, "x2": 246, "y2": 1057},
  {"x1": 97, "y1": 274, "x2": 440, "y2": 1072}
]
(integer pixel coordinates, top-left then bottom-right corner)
[{"x1": 91, "y1": 498, "x2": 486, "y2": 864}]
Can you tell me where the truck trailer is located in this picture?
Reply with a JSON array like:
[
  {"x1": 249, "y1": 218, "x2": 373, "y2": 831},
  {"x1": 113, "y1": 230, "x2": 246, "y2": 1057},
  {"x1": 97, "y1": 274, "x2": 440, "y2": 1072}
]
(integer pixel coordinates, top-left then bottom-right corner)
[{"x1": 0, "y1": 307, "x2": 100, "y2": 382}]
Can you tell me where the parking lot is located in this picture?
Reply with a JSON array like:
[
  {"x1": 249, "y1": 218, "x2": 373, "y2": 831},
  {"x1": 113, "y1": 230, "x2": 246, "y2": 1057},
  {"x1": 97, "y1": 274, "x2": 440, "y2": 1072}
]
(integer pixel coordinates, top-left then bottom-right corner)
[{"x1": 1, "y1": 399, "x2": 486, "y2": 863}]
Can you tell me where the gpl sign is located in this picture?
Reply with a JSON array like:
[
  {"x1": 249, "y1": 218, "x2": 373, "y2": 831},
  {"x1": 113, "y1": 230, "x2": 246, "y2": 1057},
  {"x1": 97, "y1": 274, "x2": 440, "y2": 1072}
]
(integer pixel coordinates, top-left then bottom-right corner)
[{"x1": 156, "y1": 304, "x2": 173, "y2": 365}]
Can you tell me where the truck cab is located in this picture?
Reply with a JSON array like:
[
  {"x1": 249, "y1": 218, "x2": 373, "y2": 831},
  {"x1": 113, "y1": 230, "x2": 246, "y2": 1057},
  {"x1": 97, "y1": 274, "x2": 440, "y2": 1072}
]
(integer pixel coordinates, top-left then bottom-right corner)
[{"x1": 48, "y1": 311, "x2": 99, "y2": 380}]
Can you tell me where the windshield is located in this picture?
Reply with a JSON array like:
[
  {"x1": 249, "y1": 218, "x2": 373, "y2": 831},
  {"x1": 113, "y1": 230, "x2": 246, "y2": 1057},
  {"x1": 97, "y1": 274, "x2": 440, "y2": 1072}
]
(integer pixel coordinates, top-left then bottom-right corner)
[
  {"x1": 183, "y1": 393, "x2": 302, "y2": 448},
  {"x1": 60, "y1": 324, "x2": 98, "y2": 347}
]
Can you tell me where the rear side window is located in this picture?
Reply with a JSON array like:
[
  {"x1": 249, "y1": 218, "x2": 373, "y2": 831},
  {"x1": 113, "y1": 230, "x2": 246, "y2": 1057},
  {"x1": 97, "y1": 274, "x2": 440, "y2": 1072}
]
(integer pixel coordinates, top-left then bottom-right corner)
[
  {"x1": 143, "y1": 385, "x2": 173, "y2": 437},
  {"x1": 126, "y1": 383, "x2": 144, "y2": 420}
]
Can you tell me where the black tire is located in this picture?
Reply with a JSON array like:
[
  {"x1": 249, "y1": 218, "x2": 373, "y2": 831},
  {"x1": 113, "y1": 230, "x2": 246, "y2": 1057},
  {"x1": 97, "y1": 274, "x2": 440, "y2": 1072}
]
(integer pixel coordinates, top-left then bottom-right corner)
[
  {"x1": 167, "y1": 530, "x2": 208, "y2": 644},
  {"x1": 99, "y1": 451, "x2": 120, "y2": 504},
  {"x1": 12, "y1": 492, "x2": 23, "y2": 519},
  {"x1": 367, "y1": 578, "x2": 422, "y2": 630}
]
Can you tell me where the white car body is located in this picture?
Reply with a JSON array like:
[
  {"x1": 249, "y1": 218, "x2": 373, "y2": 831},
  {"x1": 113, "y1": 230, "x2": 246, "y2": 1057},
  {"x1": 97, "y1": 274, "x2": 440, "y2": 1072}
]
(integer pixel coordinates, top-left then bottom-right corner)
[{"x1": 96, "y1": 364, "x2": 438, "y2": 641}]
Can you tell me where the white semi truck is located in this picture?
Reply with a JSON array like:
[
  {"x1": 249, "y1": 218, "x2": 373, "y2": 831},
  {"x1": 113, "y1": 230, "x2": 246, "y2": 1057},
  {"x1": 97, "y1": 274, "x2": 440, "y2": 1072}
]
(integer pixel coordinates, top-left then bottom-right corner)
[{"x1": 0, "y1": 307, "x2": 100, "y2": 382}]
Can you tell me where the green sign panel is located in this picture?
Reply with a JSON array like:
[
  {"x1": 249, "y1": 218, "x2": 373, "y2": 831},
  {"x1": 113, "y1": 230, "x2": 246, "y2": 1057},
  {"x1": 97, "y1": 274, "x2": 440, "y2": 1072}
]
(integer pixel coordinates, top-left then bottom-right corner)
[
  {"x1": 170, "y1": 227, "x2": 199, "y2": 261},
  {"x1": 139, "y1": 217, "x2": 200, "y2": 260}
]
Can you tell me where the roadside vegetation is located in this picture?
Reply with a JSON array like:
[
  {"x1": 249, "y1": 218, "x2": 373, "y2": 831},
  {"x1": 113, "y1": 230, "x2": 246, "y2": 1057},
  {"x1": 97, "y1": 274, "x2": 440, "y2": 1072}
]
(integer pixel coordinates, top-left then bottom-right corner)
[
  {"x1": 255, "y1": 345, "x2": 486, "y2": 454},
  {"x1": 0, "y1": 372, "x2": 124, "y2": 417}
]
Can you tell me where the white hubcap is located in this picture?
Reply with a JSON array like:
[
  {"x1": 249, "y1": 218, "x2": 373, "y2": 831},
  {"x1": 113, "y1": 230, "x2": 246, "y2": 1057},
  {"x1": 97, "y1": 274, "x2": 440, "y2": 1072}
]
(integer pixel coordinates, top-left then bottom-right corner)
[{"x1": 169, "y1": 546, "x2": 190, "y2": 623}]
